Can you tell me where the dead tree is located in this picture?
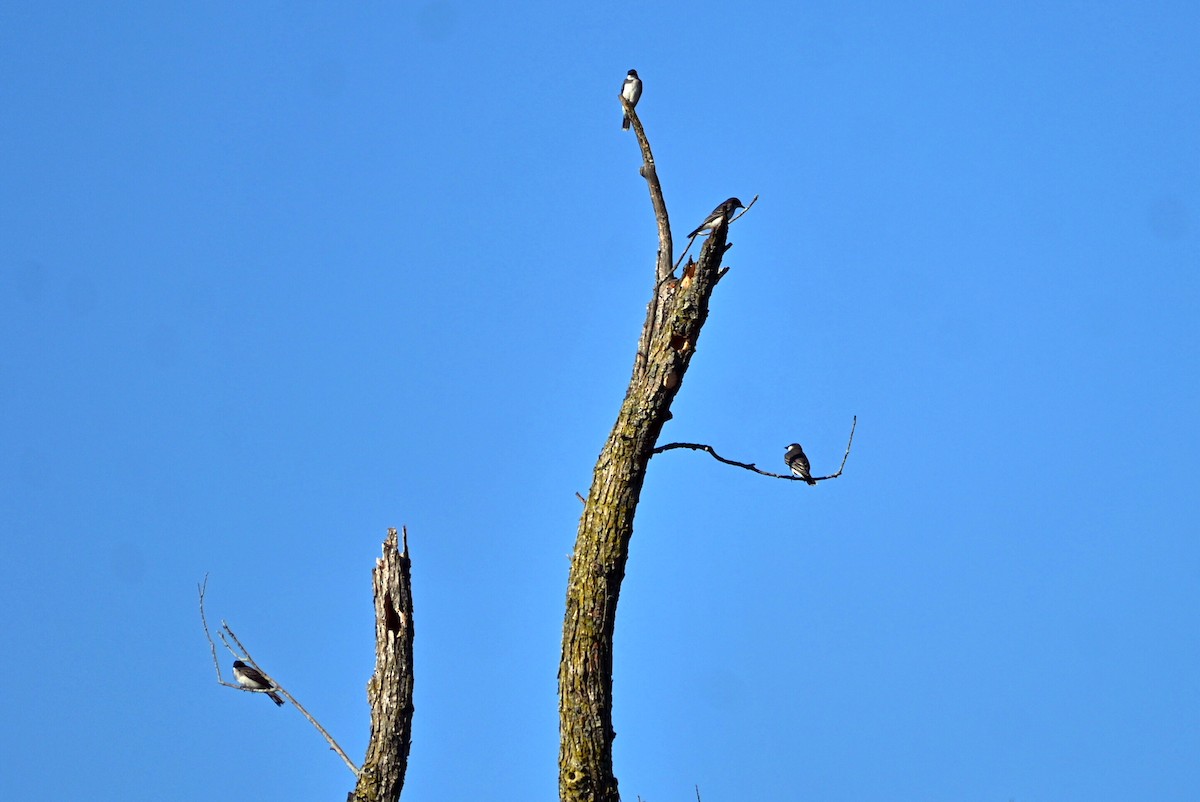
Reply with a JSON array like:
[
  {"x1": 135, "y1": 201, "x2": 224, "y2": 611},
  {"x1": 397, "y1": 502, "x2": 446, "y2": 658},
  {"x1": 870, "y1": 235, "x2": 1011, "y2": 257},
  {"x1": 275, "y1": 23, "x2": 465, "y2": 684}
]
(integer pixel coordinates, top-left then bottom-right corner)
[
  {"x1": 557, "y1": 96, "x2": 742, "y2": 802},
  {"x1": 204, "y1": 84, "x2": 845, "y2": 802},
  {"x1": 349, "y1": 527, "x2": 416, "y2": 801}
]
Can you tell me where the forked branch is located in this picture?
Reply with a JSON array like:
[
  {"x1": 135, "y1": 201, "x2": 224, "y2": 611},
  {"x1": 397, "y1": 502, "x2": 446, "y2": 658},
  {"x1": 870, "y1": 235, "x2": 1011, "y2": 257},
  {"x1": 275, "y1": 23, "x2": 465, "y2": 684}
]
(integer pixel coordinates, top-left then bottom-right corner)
[{"x1": 197, "y1": 576, "x2": 359, "y2": 776}]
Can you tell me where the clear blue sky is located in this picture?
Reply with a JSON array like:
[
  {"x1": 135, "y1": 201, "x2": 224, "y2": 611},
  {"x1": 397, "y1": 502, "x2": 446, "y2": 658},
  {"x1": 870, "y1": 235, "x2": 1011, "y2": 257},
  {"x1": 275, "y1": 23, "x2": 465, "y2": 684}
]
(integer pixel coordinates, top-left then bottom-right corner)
[{"x1": 2, "y1": 2, "x2": 1197, "y2": 800}]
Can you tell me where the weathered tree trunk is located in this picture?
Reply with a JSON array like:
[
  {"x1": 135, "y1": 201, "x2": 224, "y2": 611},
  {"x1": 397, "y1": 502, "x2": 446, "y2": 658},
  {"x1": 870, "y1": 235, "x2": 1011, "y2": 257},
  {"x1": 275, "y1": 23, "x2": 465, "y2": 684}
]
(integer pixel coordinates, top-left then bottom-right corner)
[
  {"x1": 558, "y1": 100, "x2": 735, "y2": 802},
  {"x1": 350, "y1": 528, "x2": 416, "y2": 802}
]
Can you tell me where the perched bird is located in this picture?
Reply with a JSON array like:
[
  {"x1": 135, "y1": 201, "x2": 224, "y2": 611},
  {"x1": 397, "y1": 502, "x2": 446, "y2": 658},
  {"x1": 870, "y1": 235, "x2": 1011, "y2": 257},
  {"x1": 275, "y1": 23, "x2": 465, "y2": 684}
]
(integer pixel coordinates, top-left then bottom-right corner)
[
  {"x1": 621, "y1": 69, "x2": 642, "y2": 130},
  {"x1": 232, "y1": 660, "x2": 284, "y2": 706},
  {"x1": 687, "y1": 197, "x2": 744, "y2": 237},
  {"x1": 784, "y1": 443, "x2": 817, "y2": 485}
]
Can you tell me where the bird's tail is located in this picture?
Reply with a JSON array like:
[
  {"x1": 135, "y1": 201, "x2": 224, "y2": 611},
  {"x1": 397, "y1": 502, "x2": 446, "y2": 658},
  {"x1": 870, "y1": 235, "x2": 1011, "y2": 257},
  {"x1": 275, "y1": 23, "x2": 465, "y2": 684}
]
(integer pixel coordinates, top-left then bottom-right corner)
[
  {"x1": 806, "y1": 477, "x2": 817, "y2": 486},
  {"x1": 268, "y1": 691, "x2": 285, "y2": 707},
  {"x1": 622, "y1": 115, "x2": 631, "y2": 130}
]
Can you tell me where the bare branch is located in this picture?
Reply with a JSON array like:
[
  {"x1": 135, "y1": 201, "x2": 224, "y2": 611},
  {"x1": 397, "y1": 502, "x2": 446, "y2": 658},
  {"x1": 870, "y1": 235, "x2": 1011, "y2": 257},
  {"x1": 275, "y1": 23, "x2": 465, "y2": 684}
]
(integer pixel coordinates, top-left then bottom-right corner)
[
  {"x1": 219, "y1": 622, "x2": 254, "y2": 662},
  {"x1": 651, "y1": 415, "x2": 858, "y2": 482},
  {"x1": 619, "y1": 95, "x2": 672, "y2": 283},
  {"x1": 199, "y1": 578, "x2": 360, "y2": 777},
  {"x1": 198, "y1": 575, "x2": 224, "y2": 682},
  {"x1": 830, "y1": 414, "x2": 858, "y2": 478},
  {"x1": 197, "y1": 579, "x2": 256, "y2": 691},
  {"x1": 672, "y1": 234, "x2": 699, "y2": 273},
  {"x1": 622, "y1": 95, "x2": 677, "y2": 381},
  {"x1": 228, "y1": 631, "x2": 359, "y2": 776},
  {"x1": 651, "y1": 441, "x2": 795, "y2": 478}
]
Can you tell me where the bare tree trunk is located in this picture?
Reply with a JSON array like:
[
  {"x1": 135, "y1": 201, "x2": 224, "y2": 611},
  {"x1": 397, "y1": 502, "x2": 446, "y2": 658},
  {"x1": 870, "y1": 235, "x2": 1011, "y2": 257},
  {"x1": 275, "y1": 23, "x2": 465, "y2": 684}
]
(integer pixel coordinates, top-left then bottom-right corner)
[
  {"x1": 558, "y1": 101, "x2": 735, "y2": 797},
  {"x1": 350, "y1": 528, "x2": 416, "y2": 802}
]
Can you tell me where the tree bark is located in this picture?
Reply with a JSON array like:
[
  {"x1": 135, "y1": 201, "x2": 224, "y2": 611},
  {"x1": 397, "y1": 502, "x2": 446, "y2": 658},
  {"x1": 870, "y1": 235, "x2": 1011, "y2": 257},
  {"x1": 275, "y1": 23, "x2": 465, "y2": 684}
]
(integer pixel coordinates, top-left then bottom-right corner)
[
  {"x1": 558, "y1": 113, "x2": 734, "y2": 798},
  {"x1": 350, "y1": 528, "x2": 416, "y2": 802}
]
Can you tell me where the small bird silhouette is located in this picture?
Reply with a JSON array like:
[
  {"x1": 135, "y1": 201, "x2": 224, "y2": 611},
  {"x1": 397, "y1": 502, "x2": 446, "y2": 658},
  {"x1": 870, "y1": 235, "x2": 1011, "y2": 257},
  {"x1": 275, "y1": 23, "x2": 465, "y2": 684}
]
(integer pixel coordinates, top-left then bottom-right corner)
[
  {"x1": 621, "y1": 69, "x2": 642, "y2": 130},
  {"x1": 232, "y1": 660, "x2": 284, "y2": 706},
  {"x1": 784, "y1": 443, "x2": 817, "y2": 485},
  {"x1": 688, "y1": 197, "x2": 744, "y2": 237}
]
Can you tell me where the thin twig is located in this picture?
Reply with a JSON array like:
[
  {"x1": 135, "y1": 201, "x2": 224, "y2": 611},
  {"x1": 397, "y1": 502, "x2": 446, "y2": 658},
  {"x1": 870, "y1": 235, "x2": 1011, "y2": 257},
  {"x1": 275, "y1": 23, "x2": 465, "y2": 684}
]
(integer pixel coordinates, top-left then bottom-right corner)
[
  {"x1": 198, "y1": 580, "x2": 360, "y2": 776},
  {"x1": 198, "y1": 578, "x2": 252, "y2": 686},
  {"x1": 831, "y1": 414, "x2": 858, "y2": 477},
  {"x1": 651, "y1": 415, "x2": 857, "y2": 482},
  {"x1": 730, "y1": 193, "x2": 759, "y2": 224},
  {"x1": 672, "y1": 234, "x2": 700, "y2": 272},
  {"x1": 198, "y1": 575, "x2": 222, "y2": 681}
]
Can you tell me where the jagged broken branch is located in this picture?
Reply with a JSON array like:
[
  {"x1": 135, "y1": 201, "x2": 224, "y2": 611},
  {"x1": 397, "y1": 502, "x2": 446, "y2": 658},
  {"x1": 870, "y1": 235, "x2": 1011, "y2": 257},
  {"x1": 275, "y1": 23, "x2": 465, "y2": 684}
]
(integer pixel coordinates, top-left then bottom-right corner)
[{"x1": 350, "y1": 527, "x2": 417, "y2": 802}]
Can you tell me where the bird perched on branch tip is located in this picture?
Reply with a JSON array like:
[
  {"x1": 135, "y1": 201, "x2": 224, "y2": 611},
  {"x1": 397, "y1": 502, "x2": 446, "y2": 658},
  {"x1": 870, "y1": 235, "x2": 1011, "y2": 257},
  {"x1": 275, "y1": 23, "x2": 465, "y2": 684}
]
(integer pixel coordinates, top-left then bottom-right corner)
[
  {"x1": 621, "y1": 69, "x2": 642, "y2": 130},
  {"x1": 784, "y1": 443, "x2": 817, "y2": 485},
  {"x1": 688, "y1": 197, "x2": 744, "y2": 237},
  {"x1": 232, "y1": 660, "x2": 285, "y2": 706}
]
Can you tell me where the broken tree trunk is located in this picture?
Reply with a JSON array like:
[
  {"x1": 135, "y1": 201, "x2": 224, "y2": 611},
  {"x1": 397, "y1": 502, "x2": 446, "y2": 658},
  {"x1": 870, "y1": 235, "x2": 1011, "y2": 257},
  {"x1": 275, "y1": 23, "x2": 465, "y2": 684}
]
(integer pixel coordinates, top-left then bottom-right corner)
[
  {"x1": 558, "y1": 97, "x2": 737, "y2": 802},
  {"x1": 350, "y1": 528, "x2": 416, "y2": 802}
]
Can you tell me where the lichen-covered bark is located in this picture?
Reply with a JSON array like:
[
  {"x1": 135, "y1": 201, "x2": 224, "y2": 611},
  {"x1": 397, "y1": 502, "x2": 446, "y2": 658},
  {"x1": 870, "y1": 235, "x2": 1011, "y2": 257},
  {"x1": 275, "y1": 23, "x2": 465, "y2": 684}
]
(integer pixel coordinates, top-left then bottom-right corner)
[
  {"x1": 350, "y1": 528, "x2": 415, "y2": 802},
  {"x1": 559, "y1": 225, "x2": 732, "y2": 802}
]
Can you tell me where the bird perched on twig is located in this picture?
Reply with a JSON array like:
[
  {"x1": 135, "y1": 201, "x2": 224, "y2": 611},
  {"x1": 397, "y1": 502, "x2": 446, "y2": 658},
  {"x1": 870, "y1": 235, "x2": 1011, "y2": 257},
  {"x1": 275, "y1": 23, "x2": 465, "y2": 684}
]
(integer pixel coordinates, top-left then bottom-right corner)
[
  {"x1": 232, "y1": 660, "x2": 285, "y2": 706},
  {"x1": 688, "y1": 197, "x2": 744, "y2": 237},
  {"x1": 621, "y1": 69, "x2": 642, "y2": 130},
  {"x1": 784, "y1": 443, "x2": 817, "y2": 485}
]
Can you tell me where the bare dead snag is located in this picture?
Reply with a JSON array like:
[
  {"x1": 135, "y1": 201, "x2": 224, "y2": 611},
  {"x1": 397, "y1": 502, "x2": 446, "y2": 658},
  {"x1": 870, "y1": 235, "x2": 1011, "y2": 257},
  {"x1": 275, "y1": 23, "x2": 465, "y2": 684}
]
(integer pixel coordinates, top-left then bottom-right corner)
[
  {"x1": 559, "y1": 98, "x2": 738, "y2": 802},
  {"x1": 350, "y1": 527, "x2": 416, "y2": 802}
]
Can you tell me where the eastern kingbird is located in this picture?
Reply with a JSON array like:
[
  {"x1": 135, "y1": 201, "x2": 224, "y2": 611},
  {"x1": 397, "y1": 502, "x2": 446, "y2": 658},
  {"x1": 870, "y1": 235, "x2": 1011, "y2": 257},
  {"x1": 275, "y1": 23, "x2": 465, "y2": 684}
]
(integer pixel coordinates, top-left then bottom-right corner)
[
  {"x1": 621, "y1": 69, "x2": 642, "y2": 130},
  {"x1": 784, "y1": 443, "x2": 817, "y2": 485},
  {"x1": 232, "y1": 660, "x2": 284, "y2": 706},
  {"x1": 687, "y1": 197, "x2": 744, "y2": 238}
]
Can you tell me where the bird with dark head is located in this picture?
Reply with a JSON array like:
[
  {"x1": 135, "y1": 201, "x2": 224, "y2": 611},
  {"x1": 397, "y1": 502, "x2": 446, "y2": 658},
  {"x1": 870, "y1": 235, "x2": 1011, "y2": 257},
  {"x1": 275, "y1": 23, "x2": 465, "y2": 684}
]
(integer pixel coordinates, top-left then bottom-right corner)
[
  {"x1": 784, "y1": 443, "x2": 817, "y2": 485},
  {"x1": 687, "y1": 197, "x2": 744, "y2": 238},
  {"x1": 621, "y1": 69, "x2": 642, "y2": 130},
  {"x1": 232, "y1": 660, "x2": 285, "y2": 706}
]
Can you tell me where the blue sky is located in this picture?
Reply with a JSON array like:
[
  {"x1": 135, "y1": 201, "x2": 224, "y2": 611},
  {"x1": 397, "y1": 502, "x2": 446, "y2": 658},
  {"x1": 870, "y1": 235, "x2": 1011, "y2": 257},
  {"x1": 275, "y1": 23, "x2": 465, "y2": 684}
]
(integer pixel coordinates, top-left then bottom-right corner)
[{"x1": 2, "y1": 1, "x2": 1197, "y2": 799}]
